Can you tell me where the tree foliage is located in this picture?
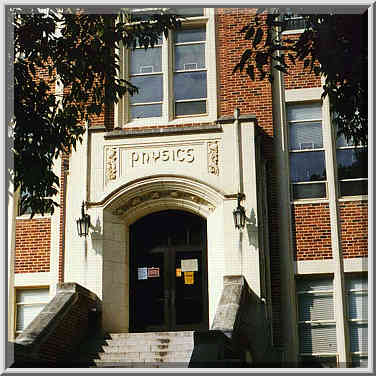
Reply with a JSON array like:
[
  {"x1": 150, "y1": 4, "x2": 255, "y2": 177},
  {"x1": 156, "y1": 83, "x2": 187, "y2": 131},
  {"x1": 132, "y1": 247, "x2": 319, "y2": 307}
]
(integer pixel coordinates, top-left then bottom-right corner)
[
  {"x1": 10, "y1": 7, "x2": 181, "y2": 216},
  {"x1": 234, "y1": 9, "x2": 368, "y2": 146}
]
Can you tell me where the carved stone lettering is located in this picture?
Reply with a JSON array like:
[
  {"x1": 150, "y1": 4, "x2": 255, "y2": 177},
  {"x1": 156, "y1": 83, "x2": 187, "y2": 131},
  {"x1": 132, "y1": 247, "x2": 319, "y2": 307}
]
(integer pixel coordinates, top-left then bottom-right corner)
[{"x1": 130, "y1": 147, "x2": 195, "y2": 168}]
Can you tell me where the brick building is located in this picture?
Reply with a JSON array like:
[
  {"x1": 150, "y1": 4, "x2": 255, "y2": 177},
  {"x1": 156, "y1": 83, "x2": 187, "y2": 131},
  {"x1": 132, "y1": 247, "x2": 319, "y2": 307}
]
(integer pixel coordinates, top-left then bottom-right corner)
[{"x1": 9, "y1": 8, "x2": 368, "y2": 368}]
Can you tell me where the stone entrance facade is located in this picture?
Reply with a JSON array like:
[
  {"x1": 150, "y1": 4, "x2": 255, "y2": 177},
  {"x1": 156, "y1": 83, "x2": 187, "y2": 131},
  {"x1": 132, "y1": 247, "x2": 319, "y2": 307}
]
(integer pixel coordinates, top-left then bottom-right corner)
[{"x1": 63, "y1": 116, "x2": 269, "y2": 333}]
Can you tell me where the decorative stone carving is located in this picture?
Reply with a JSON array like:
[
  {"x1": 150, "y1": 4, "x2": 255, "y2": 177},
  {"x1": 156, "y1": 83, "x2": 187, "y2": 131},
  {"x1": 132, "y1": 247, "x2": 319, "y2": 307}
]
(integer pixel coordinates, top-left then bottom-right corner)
[
  {"x1": 208, "y1": 141, "x2": 219, "y2": 176},
  {"x1": 111, "y1": 190, "x2": 214, "y2": 216},
  {"x1": 106, "y1": 147, "x2": 117, "y2": 181}
]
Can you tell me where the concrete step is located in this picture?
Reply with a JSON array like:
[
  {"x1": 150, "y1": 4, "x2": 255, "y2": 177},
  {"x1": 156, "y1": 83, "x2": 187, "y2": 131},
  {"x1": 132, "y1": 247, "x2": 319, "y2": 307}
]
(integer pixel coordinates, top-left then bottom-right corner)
[
  {"x1": 107, "y1": 331, "x2": 194, "y2": 340},
  {"x1": 98, "y1": 350, "x2": 192, "y2": 362},
  {"x1": 101, "y1": 341, "x2": 193, "y2": 353},
  {"x1": 93, "y1": 360, "x2": 190, "y2": 368}
]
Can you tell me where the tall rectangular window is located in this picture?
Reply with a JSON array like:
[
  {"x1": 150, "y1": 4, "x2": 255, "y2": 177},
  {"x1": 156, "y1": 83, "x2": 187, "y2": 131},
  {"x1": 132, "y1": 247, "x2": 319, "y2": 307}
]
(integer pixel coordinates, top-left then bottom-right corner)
[
  {"x1": 174, "y1": 28, "x2": 207, "y2": 116},
  {"x1": 16, "y1": 288, "x2": 50, "y2": 335},
  {"x1": 129, "y1": 38, "x2": 163, "y2": 119},
  {"x1": 122, "y1": 8, "x2": 213, "y2": 124},
  {"x1": 346, "y1": 275, "x2": 368, "y2": 367},
  {"x1": 336, "y1": 134, "x2": 368, "y2": 196},
  {"x1": 287, "y1": 103, "x2": 327, "y2": 200},
  {"x1": 296, "y1": 278, "x2": 338, "y2": 367}
]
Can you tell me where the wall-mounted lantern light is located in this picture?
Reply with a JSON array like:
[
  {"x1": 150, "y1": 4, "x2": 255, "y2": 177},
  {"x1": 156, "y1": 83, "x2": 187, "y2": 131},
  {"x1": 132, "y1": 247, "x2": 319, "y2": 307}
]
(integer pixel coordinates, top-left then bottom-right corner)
[
  {"x1": 233, "y1": 193, "x2": 246, "y2": 230},
  {"x1": 76, "y1": 201, "x2": 90, "y2": 237}
]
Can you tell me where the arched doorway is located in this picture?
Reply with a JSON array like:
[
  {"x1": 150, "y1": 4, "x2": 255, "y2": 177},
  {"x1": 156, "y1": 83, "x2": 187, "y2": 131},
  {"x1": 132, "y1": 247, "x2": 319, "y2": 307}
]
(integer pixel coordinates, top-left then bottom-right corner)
[{"x1": 130, "y1": 210, "x2": 209, "y2": 332}]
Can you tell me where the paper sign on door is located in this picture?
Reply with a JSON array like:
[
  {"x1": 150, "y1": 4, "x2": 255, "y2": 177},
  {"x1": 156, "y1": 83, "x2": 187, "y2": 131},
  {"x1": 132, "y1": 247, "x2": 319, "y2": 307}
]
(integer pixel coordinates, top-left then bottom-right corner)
[
  {"x1": 137, "y1": 267, "x2": 148, "y2": 280},
  {"x1": 147, "y1": 267, "x2": 160, "y2": 278},
  {"x1": 184, "y1": 271, "x2": 194, "y2": 285},
  {"x1": 181, "y1": 259, "x2": 198, "y2": 272}
]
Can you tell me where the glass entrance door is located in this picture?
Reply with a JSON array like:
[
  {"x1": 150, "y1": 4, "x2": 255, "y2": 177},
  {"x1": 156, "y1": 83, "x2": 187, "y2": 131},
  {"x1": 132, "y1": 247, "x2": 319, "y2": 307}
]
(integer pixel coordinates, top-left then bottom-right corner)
[{"x1": 130, "y1": 210, "x2": 208, "y2": 332}]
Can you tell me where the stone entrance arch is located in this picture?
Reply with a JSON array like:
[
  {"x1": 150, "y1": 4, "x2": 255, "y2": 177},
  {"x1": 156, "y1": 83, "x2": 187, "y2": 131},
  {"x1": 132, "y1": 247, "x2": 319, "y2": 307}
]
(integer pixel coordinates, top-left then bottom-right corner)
[{"x1": 98, "y1": 175, "x2": 226, "y2": 333}]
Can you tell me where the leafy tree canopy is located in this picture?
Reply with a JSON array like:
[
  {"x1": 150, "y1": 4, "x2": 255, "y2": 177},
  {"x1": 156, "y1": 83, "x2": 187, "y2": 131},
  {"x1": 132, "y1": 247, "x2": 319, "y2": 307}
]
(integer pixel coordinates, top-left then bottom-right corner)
[
  {"x1": 9, "y1": 7, "x2": 181, "y2": 216},
  {"x1": 234, "y1": 9, "x2": 368, "y2": 147}
]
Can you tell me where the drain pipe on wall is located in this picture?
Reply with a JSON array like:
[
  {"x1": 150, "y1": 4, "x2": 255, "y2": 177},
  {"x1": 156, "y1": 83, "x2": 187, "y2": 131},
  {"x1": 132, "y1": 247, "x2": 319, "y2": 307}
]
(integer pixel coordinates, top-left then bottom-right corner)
[{"x1": 234, "y1": 108, "x2": 245, "y2": 276}]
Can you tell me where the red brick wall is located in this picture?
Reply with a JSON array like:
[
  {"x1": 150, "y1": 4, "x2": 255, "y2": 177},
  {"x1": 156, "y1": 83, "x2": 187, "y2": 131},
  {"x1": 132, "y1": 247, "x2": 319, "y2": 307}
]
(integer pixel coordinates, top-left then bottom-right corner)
[
  {"x1": 216, "y1": 8, "x2": 274, "y2": 138},
  {"x1": 282, "y1": 34, "x2": 322, "y2": 90},
  {"x1": 292, "y1": 203, "x2": 332, "y2": 260},
  {"x1": 15, "y1": 218, "x2": 51, "y2": 273},
  {"x1": 340, "y1": 201, "x2": 368, "y2": 258}
]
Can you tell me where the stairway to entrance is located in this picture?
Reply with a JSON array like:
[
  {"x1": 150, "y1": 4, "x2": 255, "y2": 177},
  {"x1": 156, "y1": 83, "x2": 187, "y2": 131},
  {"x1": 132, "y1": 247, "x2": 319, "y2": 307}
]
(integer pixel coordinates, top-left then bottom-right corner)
[
  {"x1": 75, "y1": 331, "x2": 195, "y2": 368},
  {"x1": 73, "y1": 330, "x2": 245, "y2": 368}
]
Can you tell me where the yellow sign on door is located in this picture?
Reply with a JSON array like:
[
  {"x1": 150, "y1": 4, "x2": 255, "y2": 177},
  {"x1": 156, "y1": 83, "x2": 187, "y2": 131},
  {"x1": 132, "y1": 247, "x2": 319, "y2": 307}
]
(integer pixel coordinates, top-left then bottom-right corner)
[
  {"x1": 184, "y1": 271, "x2": 194, "y2": 285},
  {"x1": 176, "y1": 268, "x2": 182, "y2": 277}
]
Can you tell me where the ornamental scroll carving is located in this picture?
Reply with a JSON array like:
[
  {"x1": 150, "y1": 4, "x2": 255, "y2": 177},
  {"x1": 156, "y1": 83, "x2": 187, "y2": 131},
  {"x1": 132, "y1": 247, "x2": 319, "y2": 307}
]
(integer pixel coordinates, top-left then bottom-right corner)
[
  {"x1": 111, "y1": 190, "x2": 214, "y2": 216},
  {"x1": 106, "y1": 147, "x2": 117, "y2": 181},
  {"x1": 208, "y1": 141, "x2": 219, "y2": 176}
]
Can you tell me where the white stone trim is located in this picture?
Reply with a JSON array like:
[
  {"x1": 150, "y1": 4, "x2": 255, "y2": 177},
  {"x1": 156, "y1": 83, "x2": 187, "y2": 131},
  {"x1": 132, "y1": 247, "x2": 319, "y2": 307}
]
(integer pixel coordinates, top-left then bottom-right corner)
[
  {"x1": 338, "y1": 196, "x2": 368, "y2": 202},
  {"x1": 295, "y1": 259, "x2": 334, "y2": 275},
  {"x1": 16, "y1": 214, "x2": 52, "y2": 220},
  {"x1": 15, "y1": 272, "x2": 51, "y2": 288},
  {"x1": 285, "y1": 87, "x2": 322, "y2": 103},
  {"x1": 343, "y1": 258, "x2": 368, "y2": 273}
]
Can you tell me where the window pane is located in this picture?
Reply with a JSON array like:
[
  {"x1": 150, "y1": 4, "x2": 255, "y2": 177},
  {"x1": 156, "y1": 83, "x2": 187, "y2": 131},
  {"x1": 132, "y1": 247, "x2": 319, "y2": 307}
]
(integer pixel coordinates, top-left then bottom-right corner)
[
  {"x1": 337, "y1": 149, "x2": 368, "y2": 180},
  {"x1": 170, "y1": 8, "x2": 204, "y2": 17},
  {"x1": 293, "y1": 183, "x2": 326, "y2": 199},
  {"x1": 175, "y1": 100, "x2": 206, "y2": 116},
  {"x1": 287, "y1": 103, "x2": 322, "y2": 121},
  {"x1": 299, "y1": 323, "x2": 337, "y2": 353},
  {"x1": 175, "y1": 44, "x2": 205, "y2": 70},
  {"x1": 130, "y1": 47, "x2": 162, "y2": 74},
  {"x1": 290, "y1": 151, "x2": 326, "y2": 182},
  {"x1": 297, "y1": 278, "x2": 333, "y2": 292},
  {"x1": 174, "y1": 71, "x2": 207, "y2": 100},
  {"x1": 16, "y1": 289, "x2": 50, "y2": 304},
  {"x1": 348, "y1": 292, "x2": 368, "y2": 320},
  {"x1": 346, "y1": 276, "x2": 368, "y2": 291},
  {"x1": 175, "y1": 28, "x2": 206, "y2": 43},
  {"x1": 131, "y1": 104, "x2": 162, "y2": 119},
  {"x1": 299, "y1": 294, "x2": 334, "y2": 321},
  {"x1": 351, "y1": 355, "x2": 368, "y2": 368},
  {"x1": 16, "y1": 304, "x2": 46, "y2": 332},
  {"x1": 130, "y1": 75, "x2": 162, "y2": 103},
  {"x1": 340, "y1": 180, "x2": 368, "y2": 196},
  {"x1": 337, "y1": 133, "x2": 355, "y2": 147},
  {"x1": 300, "y1": 355, "x2": 337, "y2": 368},
  {"x1": 349, "y1": 323, "x2": 368, "y2": 353},
  {"x1": 289, "y1": 121, "x2": 323, "y2": 150}
]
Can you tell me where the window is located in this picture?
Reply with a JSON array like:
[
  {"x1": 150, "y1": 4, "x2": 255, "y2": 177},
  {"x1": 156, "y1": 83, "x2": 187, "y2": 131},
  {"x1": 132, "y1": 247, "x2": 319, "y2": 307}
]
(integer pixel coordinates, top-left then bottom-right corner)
[
  {"x1": 15, "y1": 288, "x2": 50, "y2": 335},
  {"x1": 346, "y1": 275, "x2": 368, "y2": 368},
  {"x1": 296, "y1": 278, "x2": 338, "y2": 367},
  {"x1": 336, "y1": 134, "x2": 367, "y2": 197},
  {"x1": 282, "y1": 11, "x2": 306, "y2": 31},
  {"x1": 119, "y1": 8, "x2": 215, "y2": 126},
  {"x1": 287, "y1": 103, "x2": 327, "y2": 200}
]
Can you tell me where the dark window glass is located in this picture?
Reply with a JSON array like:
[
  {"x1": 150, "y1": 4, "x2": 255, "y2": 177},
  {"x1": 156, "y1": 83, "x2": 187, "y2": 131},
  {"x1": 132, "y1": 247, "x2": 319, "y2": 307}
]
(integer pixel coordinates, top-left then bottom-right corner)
[
  {"x1": 292, "y1": 183, "x2": 326, "y2": 199},
  {"x1": 290, "y1": 151, "x2": 326, "y2": 183},
  {"x1": 339, "y1": 180, "x2": 368, "y2": 197},
  {"x1": 337, "y1": 149, "x2": 368, "y2": 180},
  {"x1": 174, "y1": 71, "x2": 207, "y2": 101},
  {"x1": 175, "y1": 101, "x2": 206, "y2": 116}
]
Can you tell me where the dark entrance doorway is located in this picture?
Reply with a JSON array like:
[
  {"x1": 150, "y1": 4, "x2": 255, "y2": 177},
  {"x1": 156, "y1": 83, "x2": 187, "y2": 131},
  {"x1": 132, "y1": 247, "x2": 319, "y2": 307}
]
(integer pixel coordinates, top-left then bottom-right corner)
[{"x1": 130, "y1": 210, "x2": 209, "y2": 332}]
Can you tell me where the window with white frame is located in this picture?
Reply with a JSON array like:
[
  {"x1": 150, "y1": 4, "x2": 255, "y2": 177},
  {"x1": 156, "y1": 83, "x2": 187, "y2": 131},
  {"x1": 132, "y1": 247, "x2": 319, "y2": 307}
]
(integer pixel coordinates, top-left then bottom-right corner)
[
  {"x1": 282, "y1": 11, "x2": 306, "y2": 32},
  {"x1": 120, "y1": 8, "x2": 214, "y2": 125},
  {"x1": 336, "y1": 134, "x2": 367, "y2": 197},
  {"x1": 296, "y1": 277, "x2": 338, "y2": 367},
  {"x1": 15, "y1": 288, "x2": 50, "y2": 335},
  {"x1": 287, "y1": 102, "x2": 327, "y2": 200},
  {"x1": 346, "y1": 275, "x2": 368, "y2": 368}
]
